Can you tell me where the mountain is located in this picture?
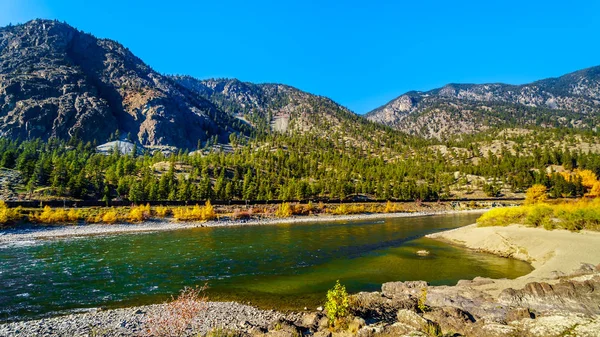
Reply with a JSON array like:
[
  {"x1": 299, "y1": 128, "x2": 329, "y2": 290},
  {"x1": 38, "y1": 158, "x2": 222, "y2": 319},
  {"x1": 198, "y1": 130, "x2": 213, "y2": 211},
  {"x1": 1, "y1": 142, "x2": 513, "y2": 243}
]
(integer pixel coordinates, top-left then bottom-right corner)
[
  {"x1": 0, "y1": 19, "x2": 246, "y2": 149},
  {"x1": 171, "y1": 76, "x2": 414, "y2": 152},
  {"x1": 366, "y1": 66, "x2": 600, "y2": 139}
]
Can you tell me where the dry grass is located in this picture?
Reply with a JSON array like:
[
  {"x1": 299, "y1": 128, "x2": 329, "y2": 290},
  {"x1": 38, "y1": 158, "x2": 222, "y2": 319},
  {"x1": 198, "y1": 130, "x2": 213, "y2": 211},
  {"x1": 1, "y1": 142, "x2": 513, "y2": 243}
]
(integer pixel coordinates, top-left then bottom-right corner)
[{"x1": 144, "y1": 285, "x2": 208, "y2": 337}]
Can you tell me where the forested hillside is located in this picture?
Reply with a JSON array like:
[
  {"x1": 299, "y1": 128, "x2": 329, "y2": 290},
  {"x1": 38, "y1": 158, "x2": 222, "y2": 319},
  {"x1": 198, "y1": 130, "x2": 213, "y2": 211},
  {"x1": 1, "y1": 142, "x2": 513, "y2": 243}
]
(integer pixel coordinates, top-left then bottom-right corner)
[{"x1": 1, "y1": 126, "x2": 600, "y2": 202}]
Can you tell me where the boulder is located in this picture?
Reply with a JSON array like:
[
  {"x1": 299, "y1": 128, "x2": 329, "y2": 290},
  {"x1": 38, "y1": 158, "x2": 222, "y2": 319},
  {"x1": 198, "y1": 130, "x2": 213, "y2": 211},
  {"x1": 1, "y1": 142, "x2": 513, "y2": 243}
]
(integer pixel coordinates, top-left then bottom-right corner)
[
  {"x1": 382, "y1": 281, "x2": 429, "y2": 298},
  {"x1": 423, "y1": 306, "x2": 475, "y2": 335}
]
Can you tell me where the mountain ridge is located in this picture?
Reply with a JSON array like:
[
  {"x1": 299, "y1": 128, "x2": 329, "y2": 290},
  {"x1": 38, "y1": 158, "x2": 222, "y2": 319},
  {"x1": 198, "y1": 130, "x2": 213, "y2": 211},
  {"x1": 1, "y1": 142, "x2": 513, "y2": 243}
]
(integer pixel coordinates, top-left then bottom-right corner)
[
  {"x1": 366, "y1": 65, "x2": 600, "y2": 139},
  {"x1": 1, "y1": 19, "x2": 600, "y2": 148}
]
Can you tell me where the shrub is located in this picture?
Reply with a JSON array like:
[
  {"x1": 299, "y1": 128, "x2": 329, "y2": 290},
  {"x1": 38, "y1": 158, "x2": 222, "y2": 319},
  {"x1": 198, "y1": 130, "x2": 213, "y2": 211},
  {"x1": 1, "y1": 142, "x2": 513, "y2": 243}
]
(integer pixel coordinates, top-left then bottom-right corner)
[
  {"x1": 305, "y1": 201, "x2": 314, "y2": 214},
  {"x1": 325, "y1": 280, "x2": 349, "y2": 327},
  {"x1": 0, "y1": 201, "x2": 22, "y2": 225},
  {"x1": 145, "y1": 285, "x2": 207, "y2": 337},
  {"x1": 477, "y1": 207, "x2": 528, "y2": 227},
  {"x1": 275, "y1": 202, "x2": 293, "y2": 218},
  {"x1": 384, "y1": 201, "x2": 395, "y2": 213},
  {"x1": 102, "y1": 210, "x2": 119, "y2": 224},
  {"x1": 155, "y1": 205, "x2": 169, "y2": 218},
  {"x1": 173, "y1": 201, "x2": 217, "y2": 221},
  {"x1": 128, "y1": 207, "x2": 144, "y2": 222},
  {"x1": 418, "y1": 287, "x2": 428, "y2": 313},
  {"x1": 232, "y1": 208, "x2": 250, "y2": 220},
  {"x1": 128, "y1": 204, "x2": 151, "y2": 222},
  {"x1": 32, "y1": 206, "x2": 70, "y2": 223},
  {"x1": 67, "y1": 209, "x2": 81, "y2": 222},
  {"x1": 525, "y1": 184, "x2": 548, "y2": 205},
  {"x1": 477, "y1": 198, "x2": 600, "y2": 231},
  {"x1": 525, "y1": 204, "x2": 553, "y2": 228},
  {"x1": 202, "y1": 201, "x2": 216, "y2": 220}
]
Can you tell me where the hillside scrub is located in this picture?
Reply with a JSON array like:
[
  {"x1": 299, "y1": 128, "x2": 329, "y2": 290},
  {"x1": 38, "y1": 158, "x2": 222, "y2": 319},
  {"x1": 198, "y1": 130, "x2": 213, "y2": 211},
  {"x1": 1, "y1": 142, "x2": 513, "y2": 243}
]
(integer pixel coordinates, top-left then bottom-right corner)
[{"x1": 477, "y1": 198, "x2": 600, "y2": 231}]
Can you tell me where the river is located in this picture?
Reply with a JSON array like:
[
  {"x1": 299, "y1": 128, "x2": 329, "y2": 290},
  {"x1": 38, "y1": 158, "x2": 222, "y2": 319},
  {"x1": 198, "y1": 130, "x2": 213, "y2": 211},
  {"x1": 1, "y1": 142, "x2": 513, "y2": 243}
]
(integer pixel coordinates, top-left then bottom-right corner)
[{"x1": 0, "y1": 213, "x2": 532, "y2": 322}]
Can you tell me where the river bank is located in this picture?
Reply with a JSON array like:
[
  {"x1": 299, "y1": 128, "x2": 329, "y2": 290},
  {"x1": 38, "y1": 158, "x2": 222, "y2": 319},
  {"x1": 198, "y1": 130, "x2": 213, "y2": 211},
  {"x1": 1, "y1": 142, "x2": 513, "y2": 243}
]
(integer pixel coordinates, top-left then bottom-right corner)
[
  {"x1": 0, "y1": 208, "x2": 487, "y2": 244},
  {"x1": 426, "y1": 223, "x2": 600, "y2": 295}
]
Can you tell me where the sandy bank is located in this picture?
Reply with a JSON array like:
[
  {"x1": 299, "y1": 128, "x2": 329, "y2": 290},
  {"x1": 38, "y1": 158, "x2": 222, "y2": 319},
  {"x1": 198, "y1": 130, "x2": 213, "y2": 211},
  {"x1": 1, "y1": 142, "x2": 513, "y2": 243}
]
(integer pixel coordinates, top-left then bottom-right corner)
[
  {"x1": 427, "y1": 224, "x2": 600, "y2": 294},
  {"x1": 0, "y1": 209, "x2": 486, "y2": 244}
]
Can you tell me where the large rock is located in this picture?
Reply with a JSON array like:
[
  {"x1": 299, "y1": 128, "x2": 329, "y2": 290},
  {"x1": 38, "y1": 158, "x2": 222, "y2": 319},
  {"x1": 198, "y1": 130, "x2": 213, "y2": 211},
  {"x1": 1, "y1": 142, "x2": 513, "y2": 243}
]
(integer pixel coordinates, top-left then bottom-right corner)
[
  {"x1": 498, "y1": 276, "x2": 600, "y2": 314},
  {"x1": 381, "y1": 281, "x2": 429, "y2": 298},
  {"x1": 350, "y1": 291, "x2": 417, "y2": 321}
]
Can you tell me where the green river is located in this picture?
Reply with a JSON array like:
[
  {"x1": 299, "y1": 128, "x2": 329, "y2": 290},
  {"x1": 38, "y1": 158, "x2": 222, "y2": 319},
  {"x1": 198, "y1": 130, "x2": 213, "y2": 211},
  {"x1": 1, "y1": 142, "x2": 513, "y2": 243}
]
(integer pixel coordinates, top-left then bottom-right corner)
[{"x1": 0, "y1": 213, "x2": 532, "y2": 322}]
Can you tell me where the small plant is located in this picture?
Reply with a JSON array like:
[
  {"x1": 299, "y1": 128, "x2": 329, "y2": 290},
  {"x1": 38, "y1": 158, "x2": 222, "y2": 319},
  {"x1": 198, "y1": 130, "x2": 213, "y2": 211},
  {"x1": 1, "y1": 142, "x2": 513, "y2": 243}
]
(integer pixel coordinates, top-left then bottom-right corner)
[
  {"x1": 422, "y1": 320, "x2": 443, "y2": 337},
  {"x1": 384, "y1": 200, "x2": 395, "y2": 213},
  {"x1": 325, "y1": 280, "x2": 350, "y2": 327},
  {"x1": 145, "y1": 285, "x2": 208, "y2": 337},
  {"x1": 418, "y1": 287, "x2": 429, "y2": 313},
  {"x1": 275, "y1": 202, "x2": 293, "y2": 218}
]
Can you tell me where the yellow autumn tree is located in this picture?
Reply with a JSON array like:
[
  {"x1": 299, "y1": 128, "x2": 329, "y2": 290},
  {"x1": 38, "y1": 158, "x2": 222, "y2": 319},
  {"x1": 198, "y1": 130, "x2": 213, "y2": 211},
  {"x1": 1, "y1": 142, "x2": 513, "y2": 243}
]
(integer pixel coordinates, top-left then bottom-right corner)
[
  {"x1": 574, "y1": 169, "x2": 598, "y2": 189},
  {"x1": 525, "y1": 184, "x2": 548, "y2": 205},
  {"x1": 587, "y1": 182, "x2": 600, "y2": 198}
]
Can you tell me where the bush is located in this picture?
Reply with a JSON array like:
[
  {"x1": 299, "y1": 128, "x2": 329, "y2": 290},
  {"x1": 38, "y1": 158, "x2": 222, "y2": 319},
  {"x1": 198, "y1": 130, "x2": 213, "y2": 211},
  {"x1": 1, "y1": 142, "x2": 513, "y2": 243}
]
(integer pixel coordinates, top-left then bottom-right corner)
[
  {"x1": 0, "y1": 201, "x2": 22, "y2": 225},
  {"x1": 325, "y1": 280, "x2": 349, "y2": 327},
  {"x1": 32, "y1": 206, "x2": 70, "y2": 223},
  {"x1": 331, "y1": 204, "x2": 365, "y2": 215},
  {"x1": 275, "y1": 202, "x2": 293, "y2": 218},
  {"x1": 173, "y1": 201, "x2": 217, "y2": 221},
  {"x1": 145, "y1": 285, "x2": 207, "y2": 337},
  {"x1": 128, "y1": 204, "x2": 151, "y2": 223},
  {"x1": 525, "y1": 184, "x2": 548, "y2": 205},
  {"x1": 102, "y1": 210, "x2": 119, "y2": 224},
  {"x1": 202, "y1": 201, "x2": 216, "y2": 220},
  {"x1": 525, "y1": 204, "x2": 553, "y2": 228},
  {"x1": 128, "y1": 207, "x2": 144, "y2": 222},
  {"x1": 418, "y1": 287, "x2": 428, "y2": 313},
  {"x1": 155, "y1": 205, "x2": 169, "y2": 218},
  {"x1": 477, "y1": 198, "x2": 600, "y2": 231},
  {"x1": 476, "y1": 207, "x2": 528, "y2": 227},
  {"x1": 67, "y1": 209, "x2": 81, "y2": 222},
  {"x1": 384, "y1": 201, "x2": 395, "y2": 213}
]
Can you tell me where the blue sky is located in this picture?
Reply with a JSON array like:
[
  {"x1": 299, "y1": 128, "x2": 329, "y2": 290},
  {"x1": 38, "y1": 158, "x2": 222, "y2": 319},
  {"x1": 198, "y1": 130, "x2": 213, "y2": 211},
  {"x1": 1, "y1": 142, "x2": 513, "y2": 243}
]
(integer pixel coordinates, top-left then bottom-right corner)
[{"x1": 2, "y1": 0, "x2": 599, "y2": 113}]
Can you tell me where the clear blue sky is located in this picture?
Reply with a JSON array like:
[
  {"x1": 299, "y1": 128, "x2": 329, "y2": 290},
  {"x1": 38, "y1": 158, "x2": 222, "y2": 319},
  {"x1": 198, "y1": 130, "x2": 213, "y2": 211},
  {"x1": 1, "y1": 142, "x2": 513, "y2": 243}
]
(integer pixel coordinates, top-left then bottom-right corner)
[{"x1": 2, "y1": 0, "x2": 599, "y2": 113}]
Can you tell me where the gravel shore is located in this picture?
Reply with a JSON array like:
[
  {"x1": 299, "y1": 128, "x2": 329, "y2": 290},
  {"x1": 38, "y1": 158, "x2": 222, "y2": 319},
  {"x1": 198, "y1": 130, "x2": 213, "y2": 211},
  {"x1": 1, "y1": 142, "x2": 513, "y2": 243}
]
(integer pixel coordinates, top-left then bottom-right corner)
[
  {"x1": 0, "y1": 209, "x2": 487, "y2": 244},
  {"x1": 0, "y1": 302, "x2": 284, "y2": 337}
]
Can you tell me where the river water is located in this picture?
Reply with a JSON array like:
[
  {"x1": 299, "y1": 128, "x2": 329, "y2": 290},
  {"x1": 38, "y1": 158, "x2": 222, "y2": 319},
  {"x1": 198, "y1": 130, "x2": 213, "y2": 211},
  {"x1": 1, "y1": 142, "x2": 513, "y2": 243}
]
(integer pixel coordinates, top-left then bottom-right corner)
[{"x1": 0, "y1": 213, "x2": 532, "y2": 321}]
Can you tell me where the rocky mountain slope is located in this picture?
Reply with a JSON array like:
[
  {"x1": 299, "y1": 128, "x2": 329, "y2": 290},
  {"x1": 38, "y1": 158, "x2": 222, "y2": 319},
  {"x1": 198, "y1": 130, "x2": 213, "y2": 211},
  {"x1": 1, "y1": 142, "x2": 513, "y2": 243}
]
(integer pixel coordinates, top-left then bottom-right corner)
[
  {"x1": 366, "y1": 66, "x2": 600, "y2": 139},
  {"x1": 0, "y1": 19, "x2": 246, "y2": 149},
  {"x1": 172, "y1": 76, "x2": 414, "y2": 152}
]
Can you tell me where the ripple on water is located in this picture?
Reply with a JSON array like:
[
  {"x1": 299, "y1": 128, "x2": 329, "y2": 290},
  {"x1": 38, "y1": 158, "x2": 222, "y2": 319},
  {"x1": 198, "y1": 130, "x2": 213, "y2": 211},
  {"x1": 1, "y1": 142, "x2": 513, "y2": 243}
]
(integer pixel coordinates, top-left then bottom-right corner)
[{"x1": 0, "y1": 240, "x2": 41, "y2": 249}]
